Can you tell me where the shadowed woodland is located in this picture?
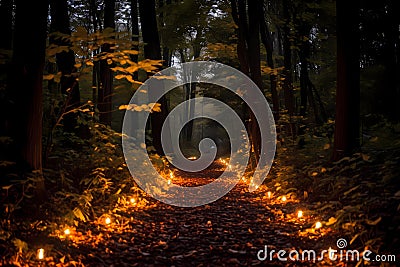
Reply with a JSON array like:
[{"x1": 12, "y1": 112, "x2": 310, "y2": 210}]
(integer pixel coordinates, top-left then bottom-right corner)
[{"x1": 0, "y1": 0, "x2": 400, "y2": 266}]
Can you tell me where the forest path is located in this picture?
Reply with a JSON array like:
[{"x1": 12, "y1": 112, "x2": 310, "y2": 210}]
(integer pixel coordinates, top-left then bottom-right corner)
[{"x1": 73, "y1": 161, "x2": 341, "y2": 266}]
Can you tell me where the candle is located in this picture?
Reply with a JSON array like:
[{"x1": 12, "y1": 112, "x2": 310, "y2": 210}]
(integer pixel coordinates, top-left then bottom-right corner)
[
  {"x1": 105, "y1": 217, "x2": 111, "y2": 225},
  {"x1": 297, "y1": 210, "x2": 303, "y2": 218},
  {"x1": 37, "y1": 248, "x2": 45, "y2": 260},
  {"x1": 315, "y1": 221, "x2": 322, "y2": 229}
]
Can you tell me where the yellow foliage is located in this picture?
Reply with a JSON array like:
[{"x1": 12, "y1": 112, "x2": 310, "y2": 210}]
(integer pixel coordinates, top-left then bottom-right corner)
[
  {"x1": 118, "y1": 103, "x2": 161, "y2": 113},
  {"x1": 115, "y1": 74, "x2": 126, "y2": 80}
]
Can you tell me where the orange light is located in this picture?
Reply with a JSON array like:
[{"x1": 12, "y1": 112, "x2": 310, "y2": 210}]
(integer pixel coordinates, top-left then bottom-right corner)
[
  {"x1": 167, "y1": 179, "x2": 171, "y2": 185},
  {"x1": 64, "y1": 228, "x2": 71, "y2": 235},
  {"x1": 105, "y1": 217, "x2": 111, "y2": 225},
  {"x1": 267, "y1": 191, "x2": 272, "y2": 198},
  {"x1": 315, "y1": 221, "x2": 322, "y2": 229},
  {"x1": 297, "y1": 210, "x2": 303, "y2": 218},
  {"x1": 130, "y1": 197, "x2": 136, "y2": 204},
  {"x1": 37, "y1": 248, "x2": 45, "y2": 260},
  {"x1": 281, "y1": 196, "x2": 287, "y2": 202}
]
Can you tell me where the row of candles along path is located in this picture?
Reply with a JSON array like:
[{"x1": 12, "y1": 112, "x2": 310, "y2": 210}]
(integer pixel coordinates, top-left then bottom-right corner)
[
  {"x1": 35, "y1": 200, "x2": 324, "y2": 260},
  {"x1": 36, "y1": 157, "x2": 323, "y2": 261}
]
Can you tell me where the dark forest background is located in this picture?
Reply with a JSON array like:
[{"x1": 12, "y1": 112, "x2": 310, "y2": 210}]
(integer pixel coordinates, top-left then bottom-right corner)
[{"x1": 0, "y1": 0, "x2": 399, "y2": 265}]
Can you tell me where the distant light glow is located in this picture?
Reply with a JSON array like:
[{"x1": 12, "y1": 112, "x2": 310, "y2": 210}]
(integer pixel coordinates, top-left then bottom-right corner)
[
  {"x1": 188, "y1": 156, "x2": 197, "y2": 160},
  {"x1": 267, "y1": 191, "x2": 272, "y2": 198},
  {"x1": 37, "y1": 248, "x2": 45, "y2": 260},
  {"x1": 167, "y1": 179, "x2": 171, "y2": 185},
  {"x1": 105, "y1": 217, "x2": 111, "y2": 225},
  {"x1": 297, "y1": 210, "x2": 303, "y2": 218},
  {"x1": 130, "y1": 198, "x2": 136, "y2": 204},
  {"x1": 281, "y1": 196, "x2": 287, "y2": 202},
  {"x1": 315, "y1": 221, "x2": 322, "y2": 229},
  {"x1": 64, "y1": 228, "x2": 71, "y2": 235}
]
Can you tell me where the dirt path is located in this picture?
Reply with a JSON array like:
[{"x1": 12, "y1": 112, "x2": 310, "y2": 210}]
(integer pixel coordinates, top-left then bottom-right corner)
[{"x1": 69, "y1": 161, "x2": 342, "y2": 266}]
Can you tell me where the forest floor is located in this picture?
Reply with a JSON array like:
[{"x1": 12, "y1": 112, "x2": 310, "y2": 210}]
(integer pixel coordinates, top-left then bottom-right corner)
[{"x1": 2, "y1": 129, "x2": 400, "y2": 266}]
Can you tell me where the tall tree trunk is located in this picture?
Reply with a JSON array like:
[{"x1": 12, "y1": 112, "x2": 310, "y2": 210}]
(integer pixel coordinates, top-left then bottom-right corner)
[
  {"x1": 49, "y1": 0, "x2": 81, "y2": 133},
  {"x1": 7, "y1": 0, "x2": 48, "y2": 199},
  {"x1": 0, "y1": 0, "x2": 13, "y2": 136},
  {"x1": 260, "y1": 3, "x2": 279, "y2": 122},
  {"x1": 139, "y1": 0, "x2": 170, "y2": 156},
  {"x1": 332, "y1": 0, "x2": 360, "y2": 161},
  {"x1": 98, "y1": 0, "x2": 115, "y2": 126},
  {"x1": 130, "y1": 0, "x2": 139, "y2": 80},
  {"x1": 247, "y1": 0, "x2": 262, "y2": 161},
  {"x1": 89, "y1": 0, "x2": 99, "y2": 106},
  {"x1": 230, "y1": 0, "x2": 263, "y2": 163},
  {"x1": 282, "y1": 0, "x2": 295, "y2": 117},
  {"x1": 158, "y1": 0, "x2": 171, "y2": 68},
  {"x1": 230, "y1": 0, "x2": 249, "y2": 75}
]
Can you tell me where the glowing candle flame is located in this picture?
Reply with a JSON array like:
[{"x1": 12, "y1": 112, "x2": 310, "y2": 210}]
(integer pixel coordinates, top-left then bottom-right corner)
[
  {"x1": 64, "y1": 228, "x2": 71, "y2": 235},
  {"x1": 105, "y1": 217, "x2": 111, "y2": 225},
  {"x1": 297, "y1": 210, "x2": 303, "y2": 218},
  {"x1": 315, "y1": 221, "x2": 322, "y2": 229},
  {"x1": 267, "y1": 191, "x2": 272, "y2": 198},
  {"x1": 37, "y1": 248, "x2": 45, "y2": 260},
  {"x1": 281, "y1": 196, "x2": 287, "y2": 202}
]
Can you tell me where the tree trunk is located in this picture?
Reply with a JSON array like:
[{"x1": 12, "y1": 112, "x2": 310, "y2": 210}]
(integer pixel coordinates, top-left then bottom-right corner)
[
  {"x1": 130, "y1": 0, "x2": 139, "y2": 80},
  {"x1": 89, "y1": 0, "x2": 98, "y2": 106},
  {"x1": 247, "y1": 0, "x2": 262, "y2": 161},
  {"x1": 98, "y1": 0, "x2": 115, "y2": 126},
  {"x1": 7, "y1": 0, "x2": 48, "y2": 200},
  {"x1": 260, "y1": 3, "x2": 279, "y2": 122},
  {"x1": 0, "y1": 0, "x2": 13, "y2": 136},
  {"x1": 158, "y1": 0, "x2": 172, "y2": 68},
  {"x1": 49, "y1": 0, "x2": 81, "y2": 133},
  {"x1": 230, "y1": 0, "x2": 264, "y2": 163},
  {"x1": 230, "y1": 0, "x2": 249, "y2": 75},
  {"x1": 332, "y1": 0, "x2": 360, "y2": 161},
  {"x1": 282, "y1": 0, "x2": 295, "y2": 117},
  {"x1": 139, "y1": 0, "x2": 170, "y2": 156}
]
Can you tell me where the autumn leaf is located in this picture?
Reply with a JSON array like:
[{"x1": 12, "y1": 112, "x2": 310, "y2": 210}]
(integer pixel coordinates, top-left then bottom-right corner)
[
  {"x1": 115, "y1": 74, "x2": 126, "y2": 80},
  {"x1": 150, "y1": 103, "x2": 162, "y2": 113},
  {"x1": 43, "y1": 74, "x2": 54, "y2": 80},
  {"x1": 325, "y1": 217, "x2": 337, "y2": 226}
]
